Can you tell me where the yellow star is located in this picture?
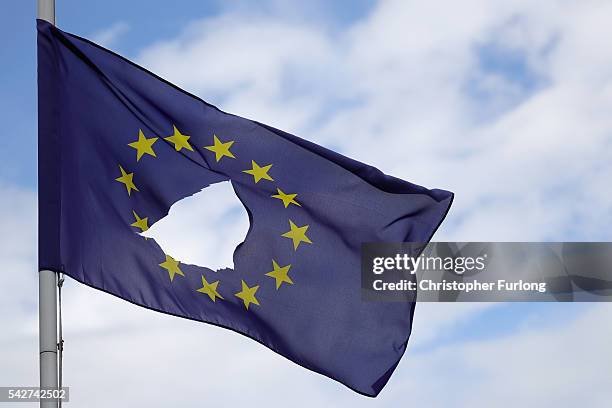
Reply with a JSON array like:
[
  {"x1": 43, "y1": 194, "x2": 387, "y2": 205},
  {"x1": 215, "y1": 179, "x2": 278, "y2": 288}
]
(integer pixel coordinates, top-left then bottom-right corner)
[
  {"x1": 115, "y1": 165, "x2": 139, "y2": 196},
  {"x1": 130, "y1": 210, "x2": 149, "y2": 232},
  {"x1": 196, "y1": 275, "x2": 224, "y2": 302},
  {"x1": 204, "y1": 134, "x2": 236, "y2": 162},
  {"x1": 242, "y1": 160, "x2": 273, "y2": 183},
  {"x1": 281, "y1": 220, "x2": 312, "y2": 250},
  {"x1": 128, "y1": 129, "x2": 158, "y2": 161},
  {"x1": 265, "y1": 260, "x2": 293, "y2": 289},
  {"x1": 164, "y1": 125, "x2": 194, "y2": 152},
  {"x1": 234, "y1": 280, "x2": 260, "y2": 310},
  {"x1": 159, "y1": 254, "x2": 184, "y2": 282},
  {"x1": 271, "y1": 188, "x2": 301, "y2": 208}
]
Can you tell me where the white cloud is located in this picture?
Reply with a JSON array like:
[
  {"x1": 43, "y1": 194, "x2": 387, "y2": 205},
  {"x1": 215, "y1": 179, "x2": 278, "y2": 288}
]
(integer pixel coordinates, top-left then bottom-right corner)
[
  {"x1": 91, "y1": 22, "x2": 130, "y2": 48},
  {"x1": 382, "y1": 303, "x2": 612, "y2": 408},
  {"x1": 0, "y1": 183, "x2": 38, "y2": 337},
  {"x1": 138, "y1": 13, "x2": 336, "y2": 132},
  {"x1": 143, "y1": 181, "x2": 250, "y2": 271},
  {"x1": 0, "y1": 183, "x2": 39, "y2": 388}
]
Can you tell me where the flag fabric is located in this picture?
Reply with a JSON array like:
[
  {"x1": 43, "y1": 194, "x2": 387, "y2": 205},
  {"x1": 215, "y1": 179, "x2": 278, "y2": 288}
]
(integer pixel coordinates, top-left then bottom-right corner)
[{"x1": 37, "y1": 20, "x2": 453, "y2": 396}]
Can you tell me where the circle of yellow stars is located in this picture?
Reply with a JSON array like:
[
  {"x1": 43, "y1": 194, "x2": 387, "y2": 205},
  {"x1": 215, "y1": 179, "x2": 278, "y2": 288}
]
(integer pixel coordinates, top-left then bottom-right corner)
[{"x1": 114, "y1": 124, "x2": 313, "y2": 311}]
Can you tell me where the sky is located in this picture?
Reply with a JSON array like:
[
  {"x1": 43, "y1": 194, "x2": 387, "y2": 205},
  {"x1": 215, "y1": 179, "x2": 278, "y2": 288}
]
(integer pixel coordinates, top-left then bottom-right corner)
[{"x1": 1, "y1": 0, "x2": 611, "y2": 406}]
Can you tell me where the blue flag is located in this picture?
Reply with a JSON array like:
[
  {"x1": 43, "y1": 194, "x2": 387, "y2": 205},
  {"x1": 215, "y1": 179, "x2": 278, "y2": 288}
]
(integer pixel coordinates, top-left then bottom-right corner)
[{"x1": 37, "y1": 20, "x2": 453, "y2": 396}]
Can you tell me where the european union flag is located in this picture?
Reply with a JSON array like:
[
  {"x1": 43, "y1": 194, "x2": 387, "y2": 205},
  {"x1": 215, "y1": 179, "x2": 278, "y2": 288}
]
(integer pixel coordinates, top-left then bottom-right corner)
[{"x1": 37, "y1": 20, "x2": 453, "y2": 396}]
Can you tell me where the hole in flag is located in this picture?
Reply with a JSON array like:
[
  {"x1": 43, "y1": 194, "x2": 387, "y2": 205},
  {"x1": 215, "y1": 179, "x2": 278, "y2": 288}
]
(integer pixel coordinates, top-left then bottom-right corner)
[{"x1": 143, "y1": 181, "x2": 249, "y2": 271}]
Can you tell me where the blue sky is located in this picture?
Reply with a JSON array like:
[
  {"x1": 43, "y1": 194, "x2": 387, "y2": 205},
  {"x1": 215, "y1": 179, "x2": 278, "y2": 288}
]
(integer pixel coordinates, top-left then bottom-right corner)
[{"x1": 1, "y1": 1, "x2": 611, "y2": 407}]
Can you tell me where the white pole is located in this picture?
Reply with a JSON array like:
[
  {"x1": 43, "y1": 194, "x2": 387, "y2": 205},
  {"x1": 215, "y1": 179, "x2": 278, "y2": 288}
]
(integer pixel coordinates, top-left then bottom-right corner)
[
  {"x1": 39, "y1": 271, "x2": 58, "y2": 407},
  {"x1": 38, "y1": 3, "x2": 58, "y2": 408},
  {"x1": 37, "y1": 0, "x2": 55, "y2": 24}
]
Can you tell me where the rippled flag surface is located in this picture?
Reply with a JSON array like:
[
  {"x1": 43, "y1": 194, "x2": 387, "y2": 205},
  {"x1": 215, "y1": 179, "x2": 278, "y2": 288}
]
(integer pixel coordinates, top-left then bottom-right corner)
[{"x1": 37, "y1": 20, "x2": 453, "y2": 396}]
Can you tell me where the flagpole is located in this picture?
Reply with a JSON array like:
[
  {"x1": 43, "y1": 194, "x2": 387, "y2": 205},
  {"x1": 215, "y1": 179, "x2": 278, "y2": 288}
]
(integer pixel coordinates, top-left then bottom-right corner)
[
  {"x1": 39, "y1": 270, "x2": 58, "y2": 408},
  {"x1": 37, "y1": 3, "x2": 58, "y2": 408}
]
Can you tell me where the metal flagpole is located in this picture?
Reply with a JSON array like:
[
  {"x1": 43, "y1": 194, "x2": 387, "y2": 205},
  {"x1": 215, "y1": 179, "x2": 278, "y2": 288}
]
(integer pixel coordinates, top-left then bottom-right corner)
[
  {"x1": 39, "y1": 269, "x2": 58, "y2": 408},
  {"x1": 38, "y1": 2, "x2": 58, "y2": 408}
]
